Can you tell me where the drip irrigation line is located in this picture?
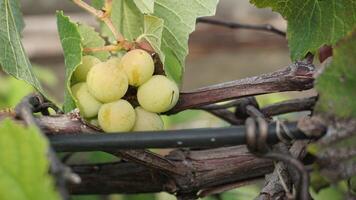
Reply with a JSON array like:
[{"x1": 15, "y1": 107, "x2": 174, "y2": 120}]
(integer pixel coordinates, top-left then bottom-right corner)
[{"x1": 49, "y1": 122, "x2": 321, "y2": 152}]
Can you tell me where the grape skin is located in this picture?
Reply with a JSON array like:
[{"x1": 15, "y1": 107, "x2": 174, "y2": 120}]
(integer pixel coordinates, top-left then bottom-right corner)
[
  {"x1": 71, "y1": 82, "x2": 102, "y2": 118},
  {"x1": 119, "y1": 49, "x2": 154, "y2": 87},
  {"x1": 87, "y1": 61, "x2": 129, "y2": 103},
  {"x1": 132, "y1": 107, "x2": 164, "y2": 131},
  {"x1": 98, "y1": 100, "x2": 136, "y2": 133},
  {"x1": 106, "y1": 57, "x2": 121, "y2": 68},
  {"x1": 137, "y1": 75, "x2": 179, "y2": 113},
  {"x1": 72, "y1": 55, "x2": 100, "y2": 84}
]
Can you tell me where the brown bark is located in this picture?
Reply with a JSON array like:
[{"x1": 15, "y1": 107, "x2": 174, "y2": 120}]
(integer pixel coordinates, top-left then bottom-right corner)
[
  {"x1": 69, "y1": 146, "x2": 274, "y2": 195},
  {"x1": 168, "y1": 62, "x2": 314, "y2": 114}
]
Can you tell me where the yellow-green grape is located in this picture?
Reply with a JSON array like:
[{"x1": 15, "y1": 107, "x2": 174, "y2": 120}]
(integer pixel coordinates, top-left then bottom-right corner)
[
  {"x1": 89, "y1": 118, "x2": 100, "y2": 127},
  {"x1": 71, "y1": 83, "x2": 102, "y2": 118},
  {"x1": 98, "y1": 100, "x2": 136, "y2": 132},
  {"x1": 87, "y1": 61, "x2": 128, "y2": 103},
  {"x1": 119, "y1": 49, "x2": 154, "y2": 87},
  {"x1": 132, "y1": 107, "x2": 164, "y2": 131},
  {"x1": 72, "y1": 55, "x2": 100, "y2": 83},
  {"x1": 106, "y1": 57, "x2": 121, "y2": 68},
  {"x1": 137, "y1": 75, "x2": 179, "y2": 113}
]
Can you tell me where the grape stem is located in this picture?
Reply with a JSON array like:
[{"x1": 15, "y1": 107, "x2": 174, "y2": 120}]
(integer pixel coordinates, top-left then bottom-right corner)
[
  {"x1": 83, "y1": 45, "x2": 120, "y2": 53},
  {"x1": 83, "y1": 41, "x2": 134, "y2": 52},
  {"x1": 72, "y1": 0, "x2": 125, "y2": 42}
]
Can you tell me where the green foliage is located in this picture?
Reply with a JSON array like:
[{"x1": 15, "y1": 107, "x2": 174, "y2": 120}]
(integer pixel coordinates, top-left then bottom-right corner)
[
  {"x1": 133, "y1": 0, "x2": 154, "y2": 14},
  {"x1": 0, "y1": 76, "x2": 34, "y2": 109},
  {"x1": 256, "y1": 93, "x2": 290, "y2": 107},
  {"x1": 251, "y1": 0, "x2": 356, "y2": 61},
  {"x1": 0, "y1": 0, "x2": 43, "y2": 93},
  {"x1": 94, "y1": 0, "x2": 219, "y2": 83},
  {"x1": 78, "y1": 24, "x2": 110, "y2": 61},
  {"x1": 123, "y1": 194, "x2": 155, "y2": 200},
  {"x1": 0, "y1": 66, "x2": 57, "y2": 109},
  {"x1": 315, "y1": 30, "x2": 356, "y2": 118},
  {"x1": 98, "y1": 0, "x2": 143, "y2": 42},
  {"x1": 350, "y1": 176, "x2": 356, "y2": 194},
  {"x1": 162, "y1": 110, "x2": 203, "y2": 128},
  {"x1": 71, "y1": 195, "x2": 100, "y2": 200},
  {"x1": 70, "y1": 187, "x2": 261, "y2": 200},
  {"x1": 62, "y1": 152, "x2": 118, "y2": 165},
  {"x1": 1, "y1": 0, "x2": 24, "y2": 32},
  {"x1": 310, "y1": 183, "x2": 347, "y2": 200},
  {"x1": 0, "y1": 119, "x2": 60, "y2": 200},
  {"x1": 138, "y1": 15, "x2": 164, "y2": 62},
  {"x1": 57, "y1": 11, "x2": 83, "y2": 113},
  {"x1": 149, "y1": 0, "x2": 219, "y2": 83},
  {"x1": 32, "y1": 65, "x2": 58, "y2": 87},
  {"x1": 218, "y1": 185, "x2": 261, "y2": 200}
]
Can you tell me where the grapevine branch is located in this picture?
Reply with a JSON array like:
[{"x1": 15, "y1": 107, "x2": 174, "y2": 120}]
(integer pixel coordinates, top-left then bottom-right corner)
[
  {"x1": 256, "y1": 141, "x2": 311, "y2": 200},
  {"x1": 33, "y1": 96, "x2": 316, "y2": 136},
  {"x1": 197, "y1": 17, "x2": 286, "y2": 37},
  {"x1": 182, "y1": 96, "x2": 316, "y2": 126},
  {"x1": 167, "y1": 60, "x2": 314, "y2": 114},
  {"x1": 68, "y1": 146, "x2": 274, "y2": 195}
]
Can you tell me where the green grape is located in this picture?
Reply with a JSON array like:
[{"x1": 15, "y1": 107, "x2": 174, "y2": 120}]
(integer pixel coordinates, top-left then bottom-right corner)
[
  {"x1": 72, "y1": 55, "x2": 100, "y2": 84},
  {"x1": 88, "y1": 118, "x2": 100, "y2": 127},
  {"x1": 132, "y1": 107, "x2": 164, "y2": 131},
  {"x1": 98, "y1": 100, "x2": 136, "y2": 132},
  {"x1": 119, "y1": 49, "x2": 154, "y2": 87},
  {"x1": 87, "y1": 61, "x2": 129, "y2": 103},
  {"x1": 106, "y1": 57, "x2": 121, "y2": 68},
  {"x1": 71, "y1": 82, "x2": 102, "y2": 118},
  {"x1": 137, "y1": 75, "x2": 179, "y2": 113}
]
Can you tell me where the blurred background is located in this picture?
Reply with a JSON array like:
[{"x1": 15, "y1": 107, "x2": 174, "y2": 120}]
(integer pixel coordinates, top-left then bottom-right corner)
[{"x1": 1, "y1": 0, "x2": 333, "y2": 199}]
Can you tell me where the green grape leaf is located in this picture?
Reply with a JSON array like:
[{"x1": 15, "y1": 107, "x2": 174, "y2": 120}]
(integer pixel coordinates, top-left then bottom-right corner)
[
  {"x1": 310, "y1": 31, "x2": 356, "y2": 183},
  {"x1": 250, "y1": 0, "x2": 356, "y2": 61},
  {"x1": 0, "y1": 77, "x2": 34, "y2": 109},
  {"x1": 57, "y1": 11, "x2": 82, "y2": 113},
  {"x1": 152, "y1": 0, "x2": 219, "y2": 83},
  {"x1": 1, "y1": 0, "x2": 24, "y2": 33},
  {"x1": 0, "y1": 0, "x2": 43, "y2": 94},
  {"x1": 111, "y1": 1, "x2": 143, "y2": 41},
  {"x1": 149, "y1": 0, "x2": 218, "y2": 83},
  {"x1": 97, "y1": 0, "x2": 143, "y2": 42},
  {"x1": 307, "y1": 119, "x2": 356, "y2": 185},
  {"x1": 138, "y1": 15, "x2": 164, "y2": 61},
  {"x1": 78, "y1": 24, "x2": 110, "y2": 61},
  {"x1": 104, "y1": 0, "x2": 219, "y2": 83},
  {"x1": 133, "y1": 0, "x2": 154, "y2": 14},
  {"x1": 311, "y1": 185, "x2": 346, "y2": 200},
  {"x1": 0, "y1": 119, "x2": 60, "y2": 200},
  {"x1": 315, "y1": 30, "x2": 356, "y2": 118}
]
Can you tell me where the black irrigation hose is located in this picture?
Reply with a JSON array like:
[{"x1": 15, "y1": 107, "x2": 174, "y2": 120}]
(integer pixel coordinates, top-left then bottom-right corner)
[{"x1": 49, "y1": 122, "x2": 319, "y2": 152}]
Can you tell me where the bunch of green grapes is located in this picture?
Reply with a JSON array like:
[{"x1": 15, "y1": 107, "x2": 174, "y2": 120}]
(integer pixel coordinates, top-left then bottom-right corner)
[{"x1": 70, "y1": 50, "x2": 179, "y2": 133}]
